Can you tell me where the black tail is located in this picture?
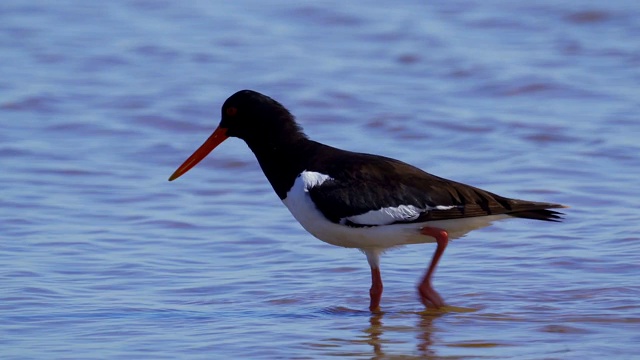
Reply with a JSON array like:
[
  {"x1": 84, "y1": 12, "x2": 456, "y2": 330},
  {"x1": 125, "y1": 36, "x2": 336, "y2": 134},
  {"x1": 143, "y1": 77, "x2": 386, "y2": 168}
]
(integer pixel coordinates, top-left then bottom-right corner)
[{"x1": 508, "y1": 208, "x2": 566, "y2": 222}]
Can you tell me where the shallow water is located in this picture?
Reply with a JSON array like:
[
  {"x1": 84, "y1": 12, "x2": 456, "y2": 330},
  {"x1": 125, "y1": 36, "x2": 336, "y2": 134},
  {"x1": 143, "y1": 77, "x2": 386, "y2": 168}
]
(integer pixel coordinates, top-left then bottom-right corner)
[{"x1": 2, "y1": 1, "x2": 640, "y2": 358}]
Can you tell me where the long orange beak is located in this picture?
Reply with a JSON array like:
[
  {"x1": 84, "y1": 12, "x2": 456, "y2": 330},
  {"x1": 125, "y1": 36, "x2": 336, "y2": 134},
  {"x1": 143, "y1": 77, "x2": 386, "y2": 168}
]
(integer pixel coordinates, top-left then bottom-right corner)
[{"x1": 168, "y1": 126, "x2": 229, "y2": 181}]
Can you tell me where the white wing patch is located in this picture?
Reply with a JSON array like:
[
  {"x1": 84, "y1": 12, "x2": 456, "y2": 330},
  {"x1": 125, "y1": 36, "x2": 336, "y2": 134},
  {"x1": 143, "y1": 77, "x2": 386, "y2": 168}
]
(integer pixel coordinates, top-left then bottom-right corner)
[
  {"x1": 434, "y1": 205, "x2": 457, "y2": 210},
  {"x1": 299, "y1": 171, "x2": 332, "y2": 190},
  {"x1": 342, "y1": 204, "x2": 458, "y2": 226},
  {"x1": 343, "y1": 205, "x2": 421, "y2": 225}
]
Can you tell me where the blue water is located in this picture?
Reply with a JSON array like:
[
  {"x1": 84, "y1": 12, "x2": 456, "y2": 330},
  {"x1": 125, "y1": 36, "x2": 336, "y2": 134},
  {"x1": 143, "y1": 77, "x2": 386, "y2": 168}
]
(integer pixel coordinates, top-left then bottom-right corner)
[{"x1": 2, "y1": 1, "x2": 640, "y2": 358}]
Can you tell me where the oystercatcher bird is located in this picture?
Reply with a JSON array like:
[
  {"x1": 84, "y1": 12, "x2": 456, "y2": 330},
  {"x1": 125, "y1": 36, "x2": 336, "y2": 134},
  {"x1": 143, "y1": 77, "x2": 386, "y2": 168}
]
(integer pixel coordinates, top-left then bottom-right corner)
[{"x1": 169, "y1": 90, "x2": 566, "y2": 312}]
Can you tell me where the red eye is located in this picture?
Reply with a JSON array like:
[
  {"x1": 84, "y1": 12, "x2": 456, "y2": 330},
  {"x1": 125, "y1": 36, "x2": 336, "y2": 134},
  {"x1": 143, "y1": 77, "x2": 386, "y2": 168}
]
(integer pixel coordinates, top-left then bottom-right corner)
[{"x1": 226, "y1": 107, "x2": 237, "y2": 116}]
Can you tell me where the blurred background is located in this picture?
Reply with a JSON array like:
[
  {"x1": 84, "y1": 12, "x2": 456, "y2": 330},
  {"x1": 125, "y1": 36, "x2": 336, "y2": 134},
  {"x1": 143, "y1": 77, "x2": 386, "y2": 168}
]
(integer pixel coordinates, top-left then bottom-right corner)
[{"x1": 2, "y1": 1, "x2": 639, "y2": 358}]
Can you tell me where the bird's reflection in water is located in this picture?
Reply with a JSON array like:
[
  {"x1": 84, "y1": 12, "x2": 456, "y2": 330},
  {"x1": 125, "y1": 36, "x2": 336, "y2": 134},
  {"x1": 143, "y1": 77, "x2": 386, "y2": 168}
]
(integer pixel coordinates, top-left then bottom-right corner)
[
  {"x1": 363, "y1": 306, "x2": 469, "y2": 359},
  {"x1": 416, "y1": 309, "x2": 443, "y2": 356},
  {"x1": 365, "y1": 312, "x2": 384, "y2": 357}
]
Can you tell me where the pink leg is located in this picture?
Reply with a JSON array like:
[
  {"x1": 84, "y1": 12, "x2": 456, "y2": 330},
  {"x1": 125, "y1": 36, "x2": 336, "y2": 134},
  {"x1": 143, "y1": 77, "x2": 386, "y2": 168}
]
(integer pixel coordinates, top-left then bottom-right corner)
[
  {"x1": 418, "y1": 226, "x2": 449, "y2": 308},
  {"x1": 369, "y1": 267, "x2": 383, "y2": 312}
]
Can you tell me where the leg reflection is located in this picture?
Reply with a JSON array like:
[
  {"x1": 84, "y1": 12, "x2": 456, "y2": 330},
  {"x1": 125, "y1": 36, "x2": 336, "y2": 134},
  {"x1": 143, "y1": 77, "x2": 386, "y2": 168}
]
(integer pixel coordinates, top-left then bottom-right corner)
[
  {"x1": 417, "y1": 310, "x2": 445, "y2": 356},
  {"x1": 365, "y1": 311, "x2": 384, "y2": 358}
]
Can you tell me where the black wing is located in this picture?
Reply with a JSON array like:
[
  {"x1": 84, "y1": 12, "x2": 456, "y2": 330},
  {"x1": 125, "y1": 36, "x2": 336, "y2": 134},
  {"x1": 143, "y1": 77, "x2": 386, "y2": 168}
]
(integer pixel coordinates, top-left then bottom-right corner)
[{"x1": 307, "y1": 147, "x2": 565, "y2": 226}]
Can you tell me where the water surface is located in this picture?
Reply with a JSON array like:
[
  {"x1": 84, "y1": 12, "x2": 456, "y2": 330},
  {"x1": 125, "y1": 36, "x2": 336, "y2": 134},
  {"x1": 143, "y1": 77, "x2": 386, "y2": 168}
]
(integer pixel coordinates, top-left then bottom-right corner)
[{"x1": 2, "y1": 1, "x2": 639, "y2": 358}]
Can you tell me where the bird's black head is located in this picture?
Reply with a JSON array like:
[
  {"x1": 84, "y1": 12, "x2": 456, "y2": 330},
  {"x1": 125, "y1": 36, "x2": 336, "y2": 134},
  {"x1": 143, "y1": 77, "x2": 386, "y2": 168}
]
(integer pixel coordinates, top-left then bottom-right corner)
[
  {"x1": 168, "y1": 90, "x2": 307, "y2": 182},
  {"x1": 219, "y1": 90, "x2": 307, "y2": 144}
]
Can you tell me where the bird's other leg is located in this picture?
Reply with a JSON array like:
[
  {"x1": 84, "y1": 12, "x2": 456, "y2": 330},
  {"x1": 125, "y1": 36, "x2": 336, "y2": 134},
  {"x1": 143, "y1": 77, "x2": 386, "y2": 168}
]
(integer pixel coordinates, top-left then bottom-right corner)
[
  {"x1": 418, "y1": 227, "x2": 449, "y2": 308},
  {"x1": 364, "y1": 249, "x2": 383, "y2": 312}
]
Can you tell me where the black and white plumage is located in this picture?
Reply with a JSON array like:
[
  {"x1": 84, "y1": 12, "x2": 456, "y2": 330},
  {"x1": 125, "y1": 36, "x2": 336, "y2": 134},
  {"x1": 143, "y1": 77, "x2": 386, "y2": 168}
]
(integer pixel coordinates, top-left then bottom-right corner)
[{"x1": 169, "y1": 89, "x2": 566, "y2": 312}]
